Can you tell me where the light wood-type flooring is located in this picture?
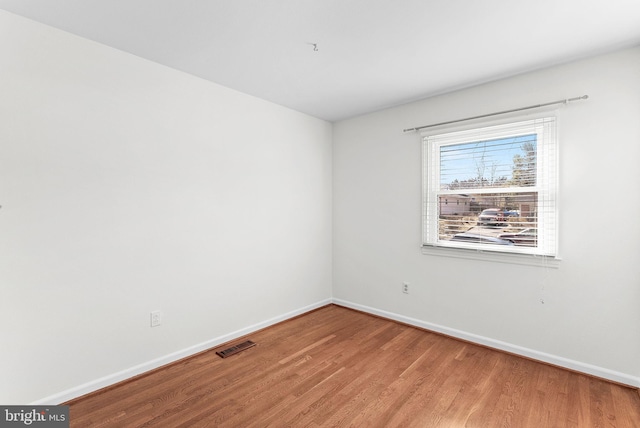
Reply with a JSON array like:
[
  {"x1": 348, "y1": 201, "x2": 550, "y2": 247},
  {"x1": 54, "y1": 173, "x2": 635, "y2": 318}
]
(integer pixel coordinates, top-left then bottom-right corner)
[{"x1": 66, "y1": 304, "x2": 640, "y2": 427}]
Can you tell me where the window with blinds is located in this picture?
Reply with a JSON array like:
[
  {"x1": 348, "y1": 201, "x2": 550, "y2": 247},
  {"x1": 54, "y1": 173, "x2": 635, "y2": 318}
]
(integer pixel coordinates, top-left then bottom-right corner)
[{"x1": 422, "y1": 117, "x2": 558, "y2": 257}]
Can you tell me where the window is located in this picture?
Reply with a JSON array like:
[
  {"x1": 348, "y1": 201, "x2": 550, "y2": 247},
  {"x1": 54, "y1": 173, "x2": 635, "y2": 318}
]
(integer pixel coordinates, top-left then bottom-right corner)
[{"x1": 422, "y1": 117, "x2": 558, "y2": 260}]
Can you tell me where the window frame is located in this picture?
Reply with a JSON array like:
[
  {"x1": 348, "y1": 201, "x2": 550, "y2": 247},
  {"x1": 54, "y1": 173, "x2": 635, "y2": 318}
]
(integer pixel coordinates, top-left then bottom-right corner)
[{"x1": 421, "y1": 115, "x2": 560, "y2": 267}]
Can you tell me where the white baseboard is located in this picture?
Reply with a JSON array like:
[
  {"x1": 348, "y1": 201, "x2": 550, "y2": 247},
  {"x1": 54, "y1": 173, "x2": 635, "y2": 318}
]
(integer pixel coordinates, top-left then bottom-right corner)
[
  {"x1": 32, "y1": 298, "x2": 332, "y2": 405},
  {"x1": 33, "y1": 296, "x2": 637, "y2": 405},
  {"x1": 332, "y1": 298, "x2": 640, "y2": 389}
]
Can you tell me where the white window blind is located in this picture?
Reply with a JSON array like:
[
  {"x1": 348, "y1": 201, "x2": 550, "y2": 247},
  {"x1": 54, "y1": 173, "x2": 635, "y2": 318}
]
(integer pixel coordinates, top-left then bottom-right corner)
[{"x1": 422, "y1": 117, "x2": 558, "y2": 257}]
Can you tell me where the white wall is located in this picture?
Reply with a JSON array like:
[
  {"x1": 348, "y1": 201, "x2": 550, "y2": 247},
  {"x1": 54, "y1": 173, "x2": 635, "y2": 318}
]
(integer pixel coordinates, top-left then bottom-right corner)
[
  {"x1": 0, "y1": 11, "x2": 332, "y2": 404},
  {"x1": 333, "y1": 47, "x2": 640, "y2": 385}
]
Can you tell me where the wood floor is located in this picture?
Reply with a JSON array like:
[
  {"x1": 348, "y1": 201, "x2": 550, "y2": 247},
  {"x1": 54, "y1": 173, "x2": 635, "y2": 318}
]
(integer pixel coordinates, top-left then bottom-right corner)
[{"x1": 66, "y1": 305, "x2": 640, "y2": 427}]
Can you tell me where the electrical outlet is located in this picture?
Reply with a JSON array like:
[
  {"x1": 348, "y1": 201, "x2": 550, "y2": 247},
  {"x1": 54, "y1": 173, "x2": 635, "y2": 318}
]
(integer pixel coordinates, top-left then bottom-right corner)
[
  {"x1": 402, "y1": 282, "x2": 409, "y2": 294},
  {"x1": 150, "y1": 310, "x2": 162, "y2": 327}
]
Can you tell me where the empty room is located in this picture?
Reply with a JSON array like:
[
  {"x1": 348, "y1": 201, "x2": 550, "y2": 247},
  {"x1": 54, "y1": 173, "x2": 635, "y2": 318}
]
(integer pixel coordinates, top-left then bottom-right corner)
[{"x1": 1, "y1": 1, "x2": 639, "y2": 426}]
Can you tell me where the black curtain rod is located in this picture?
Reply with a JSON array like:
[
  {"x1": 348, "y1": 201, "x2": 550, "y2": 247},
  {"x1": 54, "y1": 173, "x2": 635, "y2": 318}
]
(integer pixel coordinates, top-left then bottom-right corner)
[{"x1": 403, "y1": 95, "x2": 589, "y2": 133}]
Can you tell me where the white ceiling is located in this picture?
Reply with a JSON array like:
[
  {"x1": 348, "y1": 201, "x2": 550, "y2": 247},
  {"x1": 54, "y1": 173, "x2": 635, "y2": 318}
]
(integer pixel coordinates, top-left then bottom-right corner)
[{"x1": 1, "y1": 0, "x2": 640, "y2": 122}]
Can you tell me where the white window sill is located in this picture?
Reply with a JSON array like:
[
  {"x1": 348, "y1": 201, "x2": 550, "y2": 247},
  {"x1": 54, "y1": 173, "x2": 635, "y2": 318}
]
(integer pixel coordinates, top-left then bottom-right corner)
[{"x1": 421, "y1": 245, "x2": 561, "y2": 268}]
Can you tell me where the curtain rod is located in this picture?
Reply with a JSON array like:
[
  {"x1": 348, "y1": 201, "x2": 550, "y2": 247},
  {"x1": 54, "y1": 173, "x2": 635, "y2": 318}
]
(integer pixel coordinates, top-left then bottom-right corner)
[{"x1": 403, "y1": 95, "x2": 589, "y2": 133}]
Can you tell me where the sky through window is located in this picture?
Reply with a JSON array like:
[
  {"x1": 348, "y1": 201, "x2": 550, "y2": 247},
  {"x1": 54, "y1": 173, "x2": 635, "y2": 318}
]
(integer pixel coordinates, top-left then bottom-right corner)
[{"x1": 439, "y1": 134, "x2": 536, "y2": 189}]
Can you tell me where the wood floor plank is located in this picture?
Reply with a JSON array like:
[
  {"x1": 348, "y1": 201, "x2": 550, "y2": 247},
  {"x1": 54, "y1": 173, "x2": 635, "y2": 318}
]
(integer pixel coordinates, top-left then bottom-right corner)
[{"x1": 66, "y1": 305, "x2": 640, "y2": 427}]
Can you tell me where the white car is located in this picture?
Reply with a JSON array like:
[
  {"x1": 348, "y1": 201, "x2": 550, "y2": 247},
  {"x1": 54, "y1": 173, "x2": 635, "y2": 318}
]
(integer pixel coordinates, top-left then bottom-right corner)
[{"x1": 477, "y1": 209, "x2": 506, "y2": 226}]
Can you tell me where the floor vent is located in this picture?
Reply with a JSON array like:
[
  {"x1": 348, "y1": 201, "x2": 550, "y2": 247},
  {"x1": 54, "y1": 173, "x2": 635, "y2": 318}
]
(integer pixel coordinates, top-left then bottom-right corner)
[{"x1": 216, "y1": 340, "x2": 256, "y2": 358}]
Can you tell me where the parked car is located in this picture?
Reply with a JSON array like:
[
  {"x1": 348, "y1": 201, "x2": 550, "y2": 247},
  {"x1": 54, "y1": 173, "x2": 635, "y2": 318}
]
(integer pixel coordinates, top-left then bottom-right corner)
[
  {"x1": 477, "y1": 208, "x2": 506, "y2": 226},
  {"x1": 450, "y1": 233, "x2": 514, "y2": 245},
  {"x1": 497, "y1": 228, "x2": 538, "y2": 246},
  {"x1": 504, "y1": 210, "x2": 520, "y2": 217}
]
